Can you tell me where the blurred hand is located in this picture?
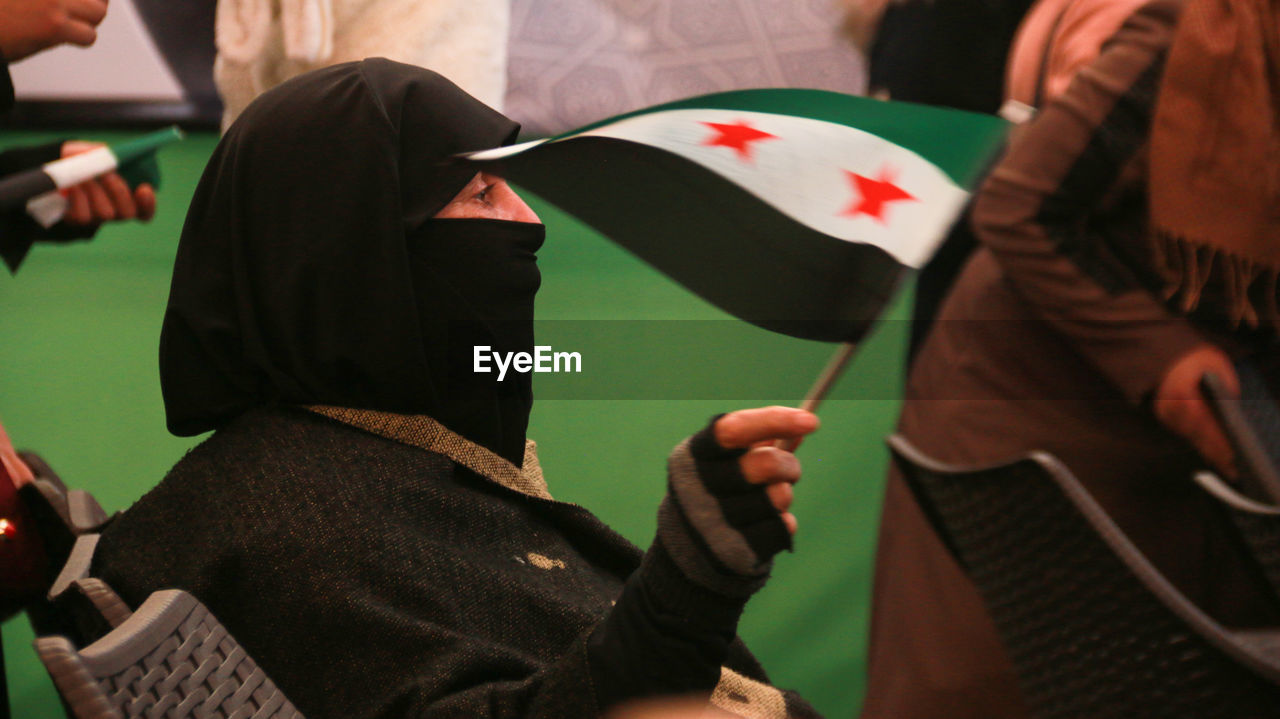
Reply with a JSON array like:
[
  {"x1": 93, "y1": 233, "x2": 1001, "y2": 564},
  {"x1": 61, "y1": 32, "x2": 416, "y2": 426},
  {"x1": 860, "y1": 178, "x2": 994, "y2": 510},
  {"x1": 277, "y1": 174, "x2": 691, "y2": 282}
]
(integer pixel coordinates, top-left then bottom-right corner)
[
  {"x1": 1153, "y1": 344, "x2": 1238, "y2": 478},
  {"x1": 713, "y1": 406, "x2": 819, "y2": 535},
  {"x1": 59, "y1": 141, "x2": 157, "y2": 227},
  {"x1": 0, "y1": 0, "x2": 108, "y2": 61}
]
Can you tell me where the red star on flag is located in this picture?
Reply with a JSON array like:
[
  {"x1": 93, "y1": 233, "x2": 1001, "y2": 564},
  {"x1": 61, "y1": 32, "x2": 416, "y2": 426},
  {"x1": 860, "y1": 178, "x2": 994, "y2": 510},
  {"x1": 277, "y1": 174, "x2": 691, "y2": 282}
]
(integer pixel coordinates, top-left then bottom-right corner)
[
  {"x1": 701, "y1": 120, "x2": 778, "y2": 162},
  {"x1": 842, "y1": 167, "x2": 916, "y2": 223}
]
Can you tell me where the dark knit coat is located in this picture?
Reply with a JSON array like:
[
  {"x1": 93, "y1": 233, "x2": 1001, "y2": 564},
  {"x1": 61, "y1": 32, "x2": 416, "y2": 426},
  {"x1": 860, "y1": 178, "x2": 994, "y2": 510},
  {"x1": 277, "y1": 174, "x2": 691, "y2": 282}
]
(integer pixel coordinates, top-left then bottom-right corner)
[{"x1": 93, "y1": 406, "x2": 818, "y2": 719}]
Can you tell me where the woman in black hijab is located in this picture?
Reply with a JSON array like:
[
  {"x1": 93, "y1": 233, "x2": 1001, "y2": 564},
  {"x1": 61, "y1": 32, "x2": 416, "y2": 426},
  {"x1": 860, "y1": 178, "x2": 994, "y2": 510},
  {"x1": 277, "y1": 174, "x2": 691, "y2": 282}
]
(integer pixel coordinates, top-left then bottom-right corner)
[
  {"x1": 92, "y1": 59, "x2": 822, "y2": 719},
  {"x1": 158, "y1": 56, "x2": 534, "y2": 466}
]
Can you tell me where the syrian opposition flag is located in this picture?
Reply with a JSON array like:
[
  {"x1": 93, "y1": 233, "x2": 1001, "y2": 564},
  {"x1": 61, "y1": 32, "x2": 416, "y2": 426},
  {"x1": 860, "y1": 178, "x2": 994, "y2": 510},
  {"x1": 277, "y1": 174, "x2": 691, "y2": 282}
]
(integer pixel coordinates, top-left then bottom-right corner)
[{"x1": 460, "y1": 89, "x2": 1007, "y2": 342}]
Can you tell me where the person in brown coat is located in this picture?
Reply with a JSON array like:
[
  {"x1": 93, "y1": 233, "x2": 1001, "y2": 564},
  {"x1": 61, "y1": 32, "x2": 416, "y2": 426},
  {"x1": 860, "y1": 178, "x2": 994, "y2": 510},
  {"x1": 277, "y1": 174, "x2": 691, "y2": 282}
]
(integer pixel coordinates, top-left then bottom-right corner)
[{"x1": 860, "y1": 0, "x2": 1280, "y2": 716}]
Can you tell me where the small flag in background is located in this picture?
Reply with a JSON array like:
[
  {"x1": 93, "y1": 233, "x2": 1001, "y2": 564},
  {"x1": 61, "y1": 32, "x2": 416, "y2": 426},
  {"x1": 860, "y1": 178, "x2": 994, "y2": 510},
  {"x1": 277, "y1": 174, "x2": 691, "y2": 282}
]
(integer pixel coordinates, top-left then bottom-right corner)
[
  {"x1": 0, "y1": 126, "x2": 184, "y2": 227},
  {"x1": 461, "y1": 89, "x2": 1008, "y2": 342}
]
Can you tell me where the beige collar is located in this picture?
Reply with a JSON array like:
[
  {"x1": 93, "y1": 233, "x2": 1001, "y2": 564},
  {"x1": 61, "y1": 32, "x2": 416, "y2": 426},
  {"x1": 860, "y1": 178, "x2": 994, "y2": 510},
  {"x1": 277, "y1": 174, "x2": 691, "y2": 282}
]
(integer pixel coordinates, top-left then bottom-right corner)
[{"x1": 305, "y1": 405, "x2": 552, "y2": 501}]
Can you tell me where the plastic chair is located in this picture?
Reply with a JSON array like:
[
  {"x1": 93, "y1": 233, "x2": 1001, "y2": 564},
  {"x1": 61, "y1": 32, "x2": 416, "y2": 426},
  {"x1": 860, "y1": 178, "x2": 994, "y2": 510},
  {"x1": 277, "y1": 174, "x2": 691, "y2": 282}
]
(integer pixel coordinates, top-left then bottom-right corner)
[
  {"x1": 888, "y1": 435, "x2": 1280, "y2": 718},
  {"x1": 1202, "y1": 360, "x2": 1280, "y2": 506},
  {"x1": 31, "y1": 535, "x2": 133, "y2": 652},
  {"x1": 1196, "y1": 472, "x2": 1280, "y2": 603},
  {"x1": 2, "y1": 425, "x2": 300, "y2": 718},
  {"x1": 1, "y1": 425, "x2": 46, "y2": 617},
  {"x1": 1199, "y1": 359, "x2": 1280, "y2": 601},
  {"x1": 28, "y1": 531, "x2": 305, "y2": 718},
  {"x1": 36, "y1": 588, "x2": 306, "y2": 719}
]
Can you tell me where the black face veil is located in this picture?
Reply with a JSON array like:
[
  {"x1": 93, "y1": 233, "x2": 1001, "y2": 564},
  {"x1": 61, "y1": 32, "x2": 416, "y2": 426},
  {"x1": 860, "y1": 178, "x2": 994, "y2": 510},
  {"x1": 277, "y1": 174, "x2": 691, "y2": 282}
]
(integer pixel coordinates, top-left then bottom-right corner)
[{"x1": 160, "y1": 58, "x2": 542, "y2": 466}]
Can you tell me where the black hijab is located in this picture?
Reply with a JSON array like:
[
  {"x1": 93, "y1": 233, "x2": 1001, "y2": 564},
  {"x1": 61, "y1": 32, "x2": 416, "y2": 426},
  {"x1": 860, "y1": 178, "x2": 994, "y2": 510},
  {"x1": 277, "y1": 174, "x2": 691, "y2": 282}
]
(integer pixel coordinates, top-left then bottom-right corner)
[{"x1": 160, "y1": 58, "x2": 543, "y2": 466}]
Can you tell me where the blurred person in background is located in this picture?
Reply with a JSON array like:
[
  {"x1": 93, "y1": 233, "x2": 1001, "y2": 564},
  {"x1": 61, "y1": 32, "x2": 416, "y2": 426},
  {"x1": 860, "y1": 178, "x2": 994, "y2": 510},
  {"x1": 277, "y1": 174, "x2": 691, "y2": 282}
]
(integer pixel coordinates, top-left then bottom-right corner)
[
  {"x1": 861, "y1": 0, "x2": 1280, "y2": 716},
  {"x1": 0, "y1": 0, "x2": 157, "y2": 273},
  {"x1": 840, "y1": 0, "x2": 1035, "y2": 357},
  {"x1": 213, "y1": 0, "x2": 509, "y2": 128}
]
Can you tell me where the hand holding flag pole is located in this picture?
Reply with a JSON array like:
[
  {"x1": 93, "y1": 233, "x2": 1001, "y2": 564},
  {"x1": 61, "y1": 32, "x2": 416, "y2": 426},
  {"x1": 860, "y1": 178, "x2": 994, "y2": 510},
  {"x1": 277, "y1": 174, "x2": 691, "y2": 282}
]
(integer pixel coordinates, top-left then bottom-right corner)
[
  {"x1": 776, "y1": 341, "x2": 857, "y2": 452},
  {"x1": 0, "y1": 126, "x2": 184, "y2": 226}
]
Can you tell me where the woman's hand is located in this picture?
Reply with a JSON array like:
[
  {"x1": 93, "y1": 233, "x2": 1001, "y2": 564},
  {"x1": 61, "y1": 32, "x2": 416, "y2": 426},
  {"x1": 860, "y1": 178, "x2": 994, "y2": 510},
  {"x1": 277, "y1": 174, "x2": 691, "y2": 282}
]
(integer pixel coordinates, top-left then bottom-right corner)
[
  {"x1": 59, "y1": 141, "x2": 157, "y2": 226},
  {"x1": 657, "y1": 406, "x2": 819, "y2": 596},
  {"x1": 1153, "y1": 344, "x2": 1238, "y2": 478},
  {"x1": 0, "y1": 0, "x2": 106, "y2": 61},
  {"x1": 598, "y1": 409, "x2": 820, "y2": 710},
  {"x1": 712, "y1": 406, "x2": 819, "y2": 535}
]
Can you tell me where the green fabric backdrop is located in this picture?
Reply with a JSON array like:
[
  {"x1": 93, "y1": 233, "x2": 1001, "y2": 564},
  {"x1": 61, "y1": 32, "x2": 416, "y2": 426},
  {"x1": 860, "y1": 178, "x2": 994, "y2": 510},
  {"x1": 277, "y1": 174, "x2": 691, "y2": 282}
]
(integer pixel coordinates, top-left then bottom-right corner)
[{"x1": 0, "y1": 130, "x2": 907, "y2": 717}]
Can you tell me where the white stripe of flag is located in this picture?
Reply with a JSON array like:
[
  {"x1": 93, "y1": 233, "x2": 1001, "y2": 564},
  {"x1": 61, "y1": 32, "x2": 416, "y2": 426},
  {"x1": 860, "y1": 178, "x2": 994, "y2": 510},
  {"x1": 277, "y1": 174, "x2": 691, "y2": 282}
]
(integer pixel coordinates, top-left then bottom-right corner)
[{"x1": 467, "y1": 109, "x2": 971, "y2": 268}]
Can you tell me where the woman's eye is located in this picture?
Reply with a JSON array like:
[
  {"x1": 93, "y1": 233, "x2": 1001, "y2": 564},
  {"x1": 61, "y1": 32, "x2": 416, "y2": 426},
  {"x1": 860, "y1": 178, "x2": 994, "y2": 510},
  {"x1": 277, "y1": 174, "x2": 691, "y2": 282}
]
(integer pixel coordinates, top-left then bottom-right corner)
[{"x1": 475, "y1": 184, "x2": 496, "y2": 203}]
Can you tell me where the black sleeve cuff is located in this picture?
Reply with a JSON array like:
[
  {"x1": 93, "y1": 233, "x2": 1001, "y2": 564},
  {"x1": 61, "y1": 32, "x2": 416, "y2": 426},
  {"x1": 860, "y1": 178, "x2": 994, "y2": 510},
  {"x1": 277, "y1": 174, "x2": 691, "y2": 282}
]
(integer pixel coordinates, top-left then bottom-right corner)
[
  {"x1": 585, "y1": 541, "x2": 749, "y2": 710},
  {"x1": 0, "y1": 141, "x2": 64, "y2": 178}
]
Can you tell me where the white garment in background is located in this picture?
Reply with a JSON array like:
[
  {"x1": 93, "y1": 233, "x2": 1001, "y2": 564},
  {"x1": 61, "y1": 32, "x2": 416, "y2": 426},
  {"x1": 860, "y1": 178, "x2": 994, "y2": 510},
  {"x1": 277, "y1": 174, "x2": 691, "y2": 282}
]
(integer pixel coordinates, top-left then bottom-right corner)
[{"x1": 215, "y1": 0, "x2": 509, "y2": 130}]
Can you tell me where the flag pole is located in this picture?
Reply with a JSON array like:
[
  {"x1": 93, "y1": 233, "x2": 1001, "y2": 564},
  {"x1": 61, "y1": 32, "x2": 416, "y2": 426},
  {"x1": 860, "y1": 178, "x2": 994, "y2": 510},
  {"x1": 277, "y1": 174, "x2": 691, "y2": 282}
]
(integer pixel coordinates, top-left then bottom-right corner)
[
  {"x1": 799, "y1": 341, "x2": 857, "y2": 414},
  {"x1": 778, "y1": 341, "x2": 857, "y2": 451}
]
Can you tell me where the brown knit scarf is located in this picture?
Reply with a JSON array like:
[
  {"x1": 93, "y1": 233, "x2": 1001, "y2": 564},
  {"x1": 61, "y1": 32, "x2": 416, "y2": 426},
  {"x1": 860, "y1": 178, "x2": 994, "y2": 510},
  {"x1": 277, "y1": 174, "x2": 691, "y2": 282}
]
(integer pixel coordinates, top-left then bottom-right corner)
[{"x1": 1149, "y1": 0, "x2": 1280, "y2": 331}]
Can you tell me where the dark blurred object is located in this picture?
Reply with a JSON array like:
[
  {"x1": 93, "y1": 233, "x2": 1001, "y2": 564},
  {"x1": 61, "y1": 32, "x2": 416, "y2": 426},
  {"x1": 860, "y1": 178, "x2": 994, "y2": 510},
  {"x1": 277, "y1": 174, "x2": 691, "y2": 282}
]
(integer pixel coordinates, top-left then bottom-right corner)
[
  {"x1": 890, "y1": 435, "x2": 1280, "y2": 719},
  {"x1": 2, "y1": 451, "x2": 109, "y2": 619},
  {"x1": 0, "y1": 447, "x2": 110, "y2": 719},
  {"x1": 132, "y1": 0, "x2": 220, "y2": 122},
  {"x1": 868, "y1": 0, "x2": 1036, "y2": 113},
  {"x1": 1195, "y1": 372, "x2": 1280, "y2": 615},
  {"x1": 0, "y1": 454, "x2": 45, "y2": 619},
  {"x1": 131, "y1": 0, "x2": 218, "y2": 102},
  {"x1": 867, "y1": 0, "x2": 1035, "y2": 359},
  {"x1": 1203, "y1": 358, "x2": 1280, "y2": 505},
  {"x1": 908, "y1": 206, "x2": 979, "y2": 357}
]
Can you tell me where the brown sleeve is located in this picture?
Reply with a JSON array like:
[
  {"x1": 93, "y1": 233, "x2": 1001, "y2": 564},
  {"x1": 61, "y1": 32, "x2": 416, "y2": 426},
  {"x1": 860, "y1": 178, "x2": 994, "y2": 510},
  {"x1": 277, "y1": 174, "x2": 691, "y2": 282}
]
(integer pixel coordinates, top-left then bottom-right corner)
[
  {"x1": 973, "y1": 0, "x2": 1203, "y2": 404},
  {"x1": 1043, "y1": 0, "x2": 1154, "y2": 100}
]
